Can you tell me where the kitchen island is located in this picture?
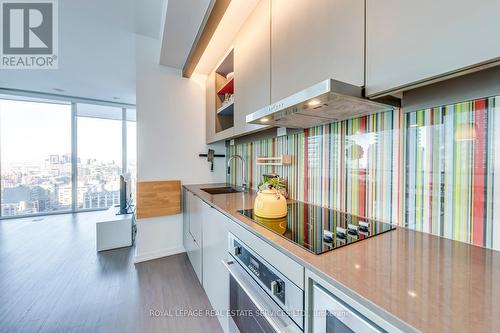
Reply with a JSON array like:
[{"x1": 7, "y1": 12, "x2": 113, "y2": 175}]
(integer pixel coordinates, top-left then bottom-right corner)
[{"x1": 184, "y1": 183, "x2": 500, "y2": 333}]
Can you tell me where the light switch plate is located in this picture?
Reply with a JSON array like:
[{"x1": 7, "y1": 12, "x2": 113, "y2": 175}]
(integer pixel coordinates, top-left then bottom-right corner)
[{"x1": 230, "y1": 139, "x2": 235, "y2": 146}]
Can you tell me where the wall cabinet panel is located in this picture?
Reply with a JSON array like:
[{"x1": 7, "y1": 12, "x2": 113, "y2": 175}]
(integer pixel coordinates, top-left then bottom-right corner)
[
  {"x1": 271, "y1": 0, "x2": 364, "y2": 102},
  {"x1": 233, "y1": 0, "x2": 270, "y2": 136},
  {"x1": 366, "y1": 0, "x2": 500, "y2": 97}
]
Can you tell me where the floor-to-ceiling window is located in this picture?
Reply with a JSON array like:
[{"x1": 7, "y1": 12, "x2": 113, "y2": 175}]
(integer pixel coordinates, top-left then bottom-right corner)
[
  {"x1": 76, "y1": 104, "x2": 123, "y2": 210},
  {"x1": 0, "y1": 95, "x2": 136, "y2": 218},
  {"x1": 0, "y1": 99, "x2": 72, "y2": 217}
]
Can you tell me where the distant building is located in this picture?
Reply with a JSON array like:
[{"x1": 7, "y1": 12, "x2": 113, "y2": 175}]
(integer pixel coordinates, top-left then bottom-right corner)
[
  {"x1": 3, "y1": 186, "x2": 31, "y2": 203},
  {"x1": 83, "y1": 190, "x2": 119, "y2": 209},
  {"x1": 2, "y1": 153, "x2": 128, "y2": 216},
  {"x1": 2, "y1": 185, "x2": 50, "y2": 214},
  {"x1": 49, "y1": 155, "x2": 60, "y2": 164}
]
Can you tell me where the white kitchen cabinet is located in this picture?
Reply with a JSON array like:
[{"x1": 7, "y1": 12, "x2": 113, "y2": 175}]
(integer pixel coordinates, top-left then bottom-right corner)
[
  {"x1": 185, "y1": 233, "x2": 202, "y2": 284},
  {"x1": 183, "y1": 191, "x2": 230, "y2": 331},
  {"x1": 201, "y1": 202, "x2": 230, "y2": 333},
  {"x1": 366, "y1": 0, "x2": 500, "y2": 97},
  {"x1": 183, "y1": 190, "x2": 202, "y2": 283},
  {"x1": 188, "y1": 191, "x2": 202, "y2": 245},
  {"x1": 271, "y1": 0, "x2": 364, "y2": 103},
  {"x1": 233, "y1": 0, "x2": 270, "y2": 136},
  {"x1": 182, "y1": 188, "x2": 191, "y2": 248}
]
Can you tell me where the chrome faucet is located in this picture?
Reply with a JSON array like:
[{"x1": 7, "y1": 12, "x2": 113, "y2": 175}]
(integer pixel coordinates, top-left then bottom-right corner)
[{"x1": 227, "y1": 155, "x2": 247, "y2": 190}]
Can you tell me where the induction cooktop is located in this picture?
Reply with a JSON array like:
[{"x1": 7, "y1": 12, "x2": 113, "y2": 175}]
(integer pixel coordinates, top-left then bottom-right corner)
[{"x1": 238, "y1": 201, "x2": 396, "y2": 254}]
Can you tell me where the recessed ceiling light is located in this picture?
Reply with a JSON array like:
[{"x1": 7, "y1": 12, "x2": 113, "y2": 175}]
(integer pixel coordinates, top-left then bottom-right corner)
[
  {"x1": 53, "y1": 88, "x2": 65, "y2": 92},
  {"x1": 407, "y1": 290, "x2": 417, "y2": 298},
  {"x1": 308, "y1": 99, "x2": 320, "y2": 107},
  {"x1": 260, "y1": 117, "x2": 269, "y2": 123}
]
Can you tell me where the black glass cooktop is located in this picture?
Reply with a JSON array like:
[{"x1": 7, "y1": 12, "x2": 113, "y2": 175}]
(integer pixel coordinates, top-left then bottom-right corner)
[{"x1": 238, "y1": 202, "x2": 395, "y2": 254}]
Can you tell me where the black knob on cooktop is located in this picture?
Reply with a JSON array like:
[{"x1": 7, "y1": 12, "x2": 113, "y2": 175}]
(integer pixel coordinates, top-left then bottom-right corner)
[
  {"x1": 336, "y1": 227, "x2": 347, "y2": 239},
  {"x1": 323, "y1": 230, "x2": 333, "y2": 243},
  {"x1": 348, "y1": 228, "x2": 358, "y2": 236}
]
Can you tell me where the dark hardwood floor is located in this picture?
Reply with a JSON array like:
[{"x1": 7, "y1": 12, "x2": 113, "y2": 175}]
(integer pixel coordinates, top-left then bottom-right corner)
[{"x1": 0, "y1": 212, "x2": 222, "y2": 333}]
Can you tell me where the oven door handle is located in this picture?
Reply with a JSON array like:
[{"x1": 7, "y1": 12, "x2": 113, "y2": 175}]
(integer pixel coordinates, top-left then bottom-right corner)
[{"x1": 223, "y1": 259, "x2": 301, "y2": 333}]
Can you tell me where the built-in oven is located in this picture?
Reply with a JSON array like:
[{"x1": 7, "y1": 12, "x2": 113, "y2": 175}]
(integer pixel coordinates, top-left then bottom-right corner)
[
  {"x1": 223, "y1": 233, "x2": 303, "y2": 333},
  {"x1": 312, "y1": 283, "x2": 384, "y2": 333}
]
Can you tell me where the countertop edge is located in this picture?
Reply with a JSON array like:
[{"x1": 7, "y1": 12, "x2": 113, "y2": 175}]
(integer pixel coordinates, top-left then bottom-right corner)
[{"x1": 182, "y1": 185, "x2": 420, "y2": 333}]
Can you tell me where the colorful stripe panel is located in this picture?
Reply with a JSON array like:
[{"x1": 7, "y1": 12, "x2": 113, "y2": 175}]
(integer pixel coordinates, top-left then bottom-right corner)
[
  {"x1": 228, "y1": 110, "x2": 400, "y2": 225},
  {"x1": 227, "y1": 96, "x2": 500, "y2": 250},
  {"x1": 405, "y1": 96, "x2": 498, "y2": 249}
]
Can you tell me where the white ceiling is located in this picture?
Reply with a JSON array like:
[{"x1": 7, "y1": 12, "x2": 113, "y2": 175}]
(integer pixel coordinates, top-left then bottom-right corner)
[
  {"x1": 158, "y1": 0, "x2": 259, "y2": 75},
  {"x1": 159, "y1": 0, "x2": 211, "y2": 69},
  {"x1": 0, "y1": 0, "x2": 260, "y2": 104},
  {"x1": 0, "y1": 0, "x2": 165, "y2": 105},
  {"x1": 194, "y1": 0, "x2": 259, "y2": 75}
]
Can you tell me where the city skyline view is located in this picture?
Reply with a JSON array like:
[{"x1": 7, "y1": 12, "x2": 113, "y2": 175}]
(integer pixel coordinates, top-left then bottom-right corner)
[{"x1": 0, "y1": 98, "x2": 136, "y2": 217}]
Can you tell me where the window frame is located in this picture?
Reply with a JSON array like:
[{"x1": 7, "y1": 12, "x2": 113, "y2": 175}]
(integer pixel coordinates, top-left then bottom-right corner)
[{"x1": 0, "y1": 91, "x2": 135, "y2": 219}]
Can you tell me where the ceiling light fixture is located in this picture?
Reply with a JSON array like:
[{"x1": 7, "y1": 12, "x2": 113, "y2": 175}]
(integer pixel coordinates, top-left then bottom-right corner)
[{"x1": 260, "y1": 117, "x2": 269, "y2": 123}]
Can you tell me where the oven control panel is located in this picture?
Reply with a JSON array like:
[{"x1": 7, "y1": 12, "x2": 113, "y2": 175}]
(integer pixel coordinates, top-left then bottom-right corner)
[{"x1": 233, "y1": 240, "x2": 286, "y2": 304}]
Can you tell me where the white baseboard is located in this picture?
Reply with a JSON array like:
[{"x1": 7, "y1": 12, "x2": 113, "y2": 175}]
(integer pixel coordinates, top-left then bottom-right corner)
[{"x1": 134, "y1": 245, "x2": 186, "y2": 263}]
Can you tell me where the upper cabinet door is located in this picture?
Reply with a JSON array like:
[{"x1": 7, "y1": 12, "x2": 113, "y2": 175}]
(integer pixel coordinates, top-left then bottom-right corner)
[
  {"x1": 366, "y1": 0, "x2": 500, "y2": 97},
  {"x1": 233, "y1": 0, "x2": 270, "y2": 136},
  {"x1": 271, "y1": 0, "x2": 364, "y2": 103}
]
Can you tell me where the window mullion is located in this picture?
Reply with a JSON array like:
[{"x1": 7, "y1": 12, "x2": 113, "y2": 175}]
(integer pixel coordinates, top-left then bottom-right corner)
[{"x1": 71, "y1": 103, "x2": 78, "y2": 212}]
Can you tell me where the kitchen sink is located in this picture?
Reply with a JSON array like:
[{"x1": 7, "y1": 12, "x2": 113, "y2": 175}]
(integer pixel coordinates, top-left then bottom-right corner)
[{"x1": 201, "y1": 186, "x2": 244, "y2": 195}]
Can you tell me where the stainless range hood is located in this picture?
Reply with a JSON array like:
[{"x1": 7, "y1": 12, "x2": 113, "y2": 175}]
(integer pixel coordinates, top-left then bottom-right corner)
[{"x1": 246, "y1": 79, "x2": 400, "y2": 128}]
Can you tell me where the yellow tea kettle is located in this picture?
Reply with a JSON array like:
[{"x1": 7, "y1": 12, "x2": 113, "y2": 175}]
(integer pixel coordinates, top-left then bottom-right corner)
[{"x1": 254, "y1": 189, "x2": 287, "y2": 218}]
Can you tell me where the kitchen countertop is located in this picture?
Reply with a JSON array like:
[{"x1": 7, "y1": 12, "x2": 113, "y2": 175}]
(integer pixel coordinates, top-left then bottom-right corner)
[{"x1": 184, "y1": 183, "x2": 500, "y2": 333}]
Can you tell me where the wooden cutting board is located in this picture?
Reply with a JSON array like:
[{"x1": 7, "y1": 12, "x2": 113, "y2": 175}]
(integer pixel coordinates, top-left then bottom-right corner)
[{"x1": 136, "y1": 180, "x2": 181, "y2": 219}]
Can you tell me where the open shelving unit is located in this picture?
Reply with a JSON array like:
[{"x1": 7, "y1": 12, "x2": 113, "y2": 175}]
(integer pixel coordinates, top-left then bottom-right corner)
[
  {"x1": 217, "y1": 77, "x2": 234, "y2": 95},
  {"x1": 217, "y1": 100, "x2": 234, "y2": 116},
  {"x1": 214, "y1": 50, "x2": 234, "y2": 133}
]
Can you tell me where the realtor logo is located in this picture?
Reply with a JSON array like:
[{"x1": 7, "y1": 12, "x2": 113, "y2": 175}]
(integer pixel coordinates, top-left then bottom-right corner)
[{"x1": 1, "y1": 0, "x2": 58, "y2": 69}]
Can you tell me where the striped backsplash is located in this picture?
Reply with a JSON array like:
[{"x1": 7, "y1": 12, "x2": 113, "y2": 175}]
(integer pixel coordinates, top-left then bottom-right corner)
[
  {"x1": 227, "y1": 95, "x2": 500, "y2": 250},
  {"x1": 405, "y1": 96, "x2": 499, "y2": 249}
]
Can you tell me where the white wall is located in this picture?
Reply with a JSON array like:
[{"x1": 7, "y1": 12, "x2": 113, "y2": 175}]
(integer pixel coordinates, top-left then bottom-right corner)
[{"x1": 135, "y1": 35, "x2": 225, "y2": 262}]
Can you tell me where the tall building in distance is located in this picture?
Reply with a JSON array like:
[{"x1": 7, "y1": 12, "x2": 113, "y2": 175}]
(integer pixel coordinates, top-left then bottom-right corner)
[{"x1": 1, "y1": 153, "x2": 126, "y2": 216}]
